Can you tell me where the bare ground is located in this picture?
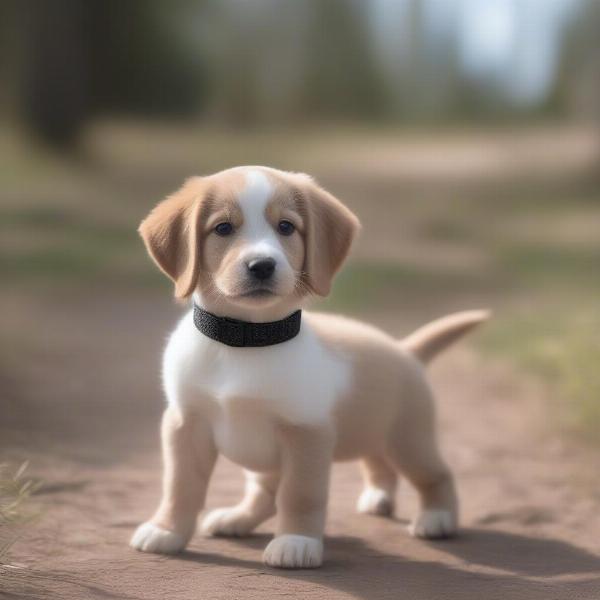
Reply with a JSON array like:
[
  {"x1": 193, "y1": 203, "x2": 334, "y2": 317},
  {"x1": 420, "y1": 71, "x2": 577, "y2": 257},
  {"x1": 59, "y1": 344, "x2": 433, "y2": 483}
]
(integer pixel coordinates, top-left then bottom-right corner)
[{"x1": 1, "y1": 287, "x2": 600, "y2": 600}]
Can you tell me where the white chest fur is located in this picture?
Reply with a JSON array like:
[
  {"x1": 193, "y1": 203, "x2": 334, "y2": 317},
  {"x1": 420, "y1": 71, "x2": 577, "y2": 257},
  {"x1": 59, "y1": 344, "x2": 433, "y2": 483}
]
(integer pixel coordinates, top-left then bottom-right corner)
[{"x1": 161, "y1": 310, "x2": 351, "y2": 469}]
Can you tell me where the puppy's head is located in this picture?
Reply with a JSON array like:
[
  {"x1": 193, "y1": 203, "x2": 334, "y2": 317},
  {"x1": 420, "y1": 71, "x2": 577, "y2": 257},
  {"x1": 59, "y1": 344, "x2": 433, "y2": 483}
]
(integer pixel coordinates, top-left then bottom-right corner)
[{"x1": 139, "y1": 167, "x2": 360, "y2": 313}]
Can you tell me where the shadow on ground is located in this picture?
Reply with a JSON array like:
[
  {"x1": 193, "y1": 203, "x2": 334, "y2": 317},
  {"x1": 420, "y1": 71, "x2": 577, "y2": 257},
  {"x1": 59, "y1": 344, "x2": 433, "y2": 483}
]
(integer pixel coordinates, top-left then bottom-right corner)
[{"x1": 171, "y1": 530, "x2": 600, "y2": 600}]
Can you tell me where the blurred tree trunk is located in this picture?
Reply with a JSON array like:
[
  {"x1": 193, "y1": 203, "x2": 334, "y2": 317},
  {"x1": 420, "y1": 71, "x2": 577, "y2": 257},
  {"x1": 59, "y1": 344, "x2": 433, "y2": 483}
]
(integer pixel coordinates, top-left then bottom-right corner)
[
  {"x1": 18, "y1": 0, "x2": 91, "y2": 149},
  {"x1": 302, "y1": 0, "x2": 386, "y2": 120},
  {"x1": 554, "y1": 0, "x2": 600, "y2": 177},
  {"x1": 11, "y1": 0, "x2": 206, "y2": 149}
]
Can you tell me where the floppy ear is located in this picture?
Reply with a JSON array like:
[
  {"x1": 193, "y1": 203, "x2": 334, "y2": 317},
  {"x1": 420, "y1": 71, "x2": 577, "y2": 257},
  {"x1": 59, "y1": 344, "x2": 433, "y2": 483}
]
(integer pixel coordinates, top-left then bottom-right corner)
[
  {"x1": 138, "y1": 177, "x2": 207, "y2": 299},
  {"x1": 302, "y1": 181, "x2": 361, "y2": 297}
]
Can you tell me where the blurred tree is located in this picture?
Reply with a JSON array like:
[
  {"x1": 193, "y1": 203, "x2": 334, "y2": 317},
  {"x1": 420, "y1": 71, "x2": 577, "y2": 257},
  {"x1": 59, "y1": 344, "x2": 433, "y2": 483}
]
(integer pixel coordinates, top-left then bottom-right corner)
[
  {"x1": 556, "y1": 0, "x2": 600, "y2": 122},
  {"x1": 1, "y1": 0, "x2": 594, "y2": 143},
  {"x1": 11, "y1": 0, "x2": 208, "y2": 150},
  {"x1": 302, "y1": 0, "x2": 386, "y2": 121},
  {"x1": 403, "y1": 0, "x2": 469, "y2": 120},
  {"x1": 87, "y1": 1, "x2": 208, "y2": 118},
  {"x1": 197, "y1": 0, "x2": 386, "y2": 126},
  {"x1": 18, "y1": 0, "x2": 91, "y2": 149}
]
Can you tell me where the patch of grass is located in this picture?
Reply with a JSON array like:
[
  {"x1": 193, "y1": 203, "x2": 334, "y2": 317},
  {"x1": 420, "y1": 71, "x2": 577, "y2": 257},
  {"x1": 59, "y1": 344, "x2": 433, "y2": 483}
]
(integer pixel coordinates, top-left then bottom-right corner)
[
  {"x1": 0, "y1": 206, "x2": 157, "y2": 285},
  {"x1": 320, "y1": 261, "x2": 488, "y2": 312},
  {"x1": 0, "y1": 463, "x2": 38, "y2": 562},
  {"x1": 0, "y1": 206, "x2": 72, "y2": 228},
  {"x1": 419, "y1": 218, "x2": 476, "y2": 243},
  {"x1": 480, "y1": 313, "x2": 600, "y2": 441},
  {"x1": 496, "y1": 244, "x2": 600, "y2": 289}
]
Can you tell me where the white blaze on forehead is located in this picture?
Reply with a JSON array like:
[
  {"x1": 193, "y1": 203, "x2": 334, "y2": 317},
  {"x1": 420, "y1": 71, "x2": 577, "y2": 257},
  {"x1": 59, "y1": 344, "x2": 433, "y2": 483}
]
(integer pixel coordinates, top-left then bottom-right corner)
[
  {"x1": 237, "y1": 169, "x2": 279, "y2": 251},
  {"x1": 238, "y1": 169, "x2": 273, "y2": 209}
]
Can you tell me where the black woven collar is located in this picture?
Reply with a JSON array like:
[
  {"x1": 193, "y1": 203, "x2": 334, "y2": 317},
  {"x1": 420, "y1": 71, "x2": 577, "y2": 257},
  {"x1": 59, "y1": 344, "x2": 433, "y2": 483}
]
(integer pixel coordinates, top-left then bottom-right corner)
[{"x1": 193, "y1": 305, "x2": 302, "y2": 347}]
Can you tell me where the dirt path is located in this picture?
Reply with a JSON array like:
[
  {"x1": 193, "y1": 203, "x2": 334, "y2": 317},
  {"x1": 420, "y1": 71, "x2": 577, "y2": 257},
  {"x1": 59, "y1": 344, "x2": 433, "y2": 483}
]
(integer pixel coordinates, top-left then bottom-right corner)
[{"x1": 1, "y1": 289, "x2": 600, "y2": 599}]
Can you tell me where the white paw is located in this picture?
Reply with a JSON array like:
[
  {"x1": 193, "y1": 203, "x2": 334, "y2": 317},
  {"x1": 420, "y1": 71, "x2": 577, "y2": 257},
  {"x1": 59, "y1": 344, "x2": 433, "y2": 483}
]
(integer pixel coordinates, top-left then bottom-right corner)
[
  {"x1": 201, "y1": 507, "x2": 258, "y2": 537},
  {"x1": 263, "y1": 534, "x2": 323, "y2": 569},
  {"x1": 409, "y1": 509, "x2": 457, "y2": 539},
  {"x1": 130, "y1": 522, "x2": 188, "y2": 554},
  {"x1": 357, "y1": 487, "x2": 395, "y2": 516}
]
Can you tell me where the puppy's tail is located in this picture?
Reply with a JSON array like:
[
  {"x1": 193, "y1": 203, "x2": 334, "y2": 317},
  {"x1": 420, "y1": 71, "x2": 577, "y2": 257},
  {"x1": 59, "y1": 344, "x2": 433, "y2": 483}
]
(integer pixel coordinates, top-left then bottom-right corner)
[{"x1": 400, "y1": 309, "x2": 491, "y2": 364}]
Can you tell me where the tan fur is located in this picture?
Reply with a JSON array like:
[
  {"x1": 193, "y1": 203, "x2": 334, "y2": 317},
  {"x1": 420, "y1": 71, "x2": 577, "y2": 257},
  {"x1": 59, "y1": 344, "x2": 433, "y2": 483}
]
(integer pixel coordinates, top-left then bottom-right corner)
[
  {"x1": 138, "y1": 177, "x2": 207, "y2": 299},
  {"x1": 133, "y1": 166, "x2": 488, "y2": 567},
  {"x1": 298, "y1": 181, "x2": 361, "y2": 296},
  {"x1": 150, "y1": 406, "x2": 217, "y2": 542},
  {"x1": 401, "y1": 309, "x2": 491, "y2": 363}
]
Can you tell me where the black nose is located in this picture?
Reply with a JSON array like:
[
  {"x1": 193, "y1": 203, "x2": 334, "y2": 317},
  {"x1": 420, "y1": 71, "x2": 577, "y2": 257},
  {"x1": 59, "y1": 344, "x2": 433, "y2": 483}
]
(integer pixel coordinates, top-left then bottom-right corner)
[{"x1": 247, "y1": 257, "x2": 276, "y2": 280}]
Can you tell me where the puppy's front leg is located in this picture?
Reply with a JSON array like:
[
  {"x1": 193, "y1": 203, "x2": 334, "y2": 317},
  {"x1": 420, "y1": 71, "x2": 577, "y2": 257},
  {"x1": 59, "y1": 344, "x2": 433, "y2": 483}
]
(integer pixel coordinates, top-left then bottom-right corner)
[
  {"x1": 263, "y1": 424, "x2": 333, "y2": 569},
  {"x1": 131, "y1": 406, "x2": 216, "y2": 554}
]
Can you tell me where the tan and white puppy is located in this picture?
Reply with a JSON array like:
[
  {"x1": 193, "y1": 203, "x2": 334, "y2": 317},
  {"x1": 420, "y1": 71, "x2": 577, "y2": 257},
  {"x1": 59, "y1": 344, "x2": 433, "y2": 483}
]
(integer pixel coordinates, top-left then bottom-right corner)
[{"x1": 130, "y1": 166, "x2": 488, "y2": 569}]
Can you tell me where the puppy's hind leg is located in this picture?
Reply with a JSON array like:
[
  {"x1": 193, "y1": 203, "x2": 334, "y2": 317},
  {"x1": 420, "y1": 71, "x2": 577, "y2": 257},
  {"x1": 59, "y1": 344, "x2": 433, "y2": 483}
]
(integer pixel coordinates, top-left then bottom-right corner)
[
  {"x1": 357, "y1": 455, "x2": 397, "y2": 517},
  {"x1": 386, "y1": 380, "x2": 458, "y2": 539},
  {"x1": 201, "y1": 471, "x2": 278, "y2": 537}
]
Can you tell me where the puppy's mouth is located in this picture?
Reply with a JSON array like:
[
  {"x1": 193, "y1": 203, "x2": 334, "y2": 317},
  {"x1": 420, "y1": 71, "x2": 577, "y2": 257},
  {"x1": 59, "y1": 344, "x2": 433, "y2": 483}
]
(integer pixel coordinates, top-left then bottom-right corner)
[
  {"x1": 237, "y1": 288, "x2": 277, "y2": 299},
  {"x1": 220, "y1": 274, "x2": 295, "y2": 303},
  {"x1": 218, "y1": 280, "x2": 281, "y2": 303}
]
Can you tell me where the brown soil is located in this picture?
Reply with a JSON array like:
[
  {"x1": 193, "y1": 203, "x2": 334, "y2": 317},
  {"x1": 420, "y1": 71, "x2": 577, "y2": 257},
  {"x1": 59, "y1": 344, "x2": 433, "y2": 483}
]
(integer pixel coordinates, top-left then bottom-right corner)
[{"x1": 1, "y1": 287, "x2": 599, "y2": 600}]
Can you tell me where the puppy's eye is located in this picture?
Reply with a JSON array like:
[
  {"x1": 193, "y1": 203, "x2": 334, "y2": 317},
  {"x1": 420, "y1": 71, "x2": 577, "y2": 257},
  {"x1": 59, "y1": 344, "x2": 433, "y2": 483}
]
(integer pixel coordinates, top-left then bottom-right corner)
[
  {"x1": 277, "y1": 220, "x2": 295, "y2": 236},
  {"x1": 215, "y1": 222, "x2": 234, "y2": 236}
]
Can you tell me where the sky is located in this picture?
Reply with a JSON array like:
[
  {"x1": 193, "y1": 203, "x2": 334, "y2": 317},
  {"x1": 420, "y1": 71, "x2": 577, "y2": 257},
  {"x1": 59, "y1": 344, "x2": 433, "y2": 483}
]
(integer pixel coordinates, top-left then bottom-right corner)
[
  {"x1": 457, "y1": 0, "x2": 580, "y2": 104},
  {"x1": 371, "y1": 0, "x2": 583, "y2": 107}
]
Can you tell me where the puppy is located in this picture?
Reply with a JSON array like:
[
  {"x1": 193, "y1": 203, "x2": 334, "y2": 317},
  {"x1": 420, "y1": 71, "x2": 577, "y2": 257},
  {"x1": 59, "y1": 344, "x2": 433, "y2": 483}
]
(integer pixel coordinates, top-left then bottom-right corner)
[{"x1": 130, "y1": 166, "x2": 488, "y2": 568}]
